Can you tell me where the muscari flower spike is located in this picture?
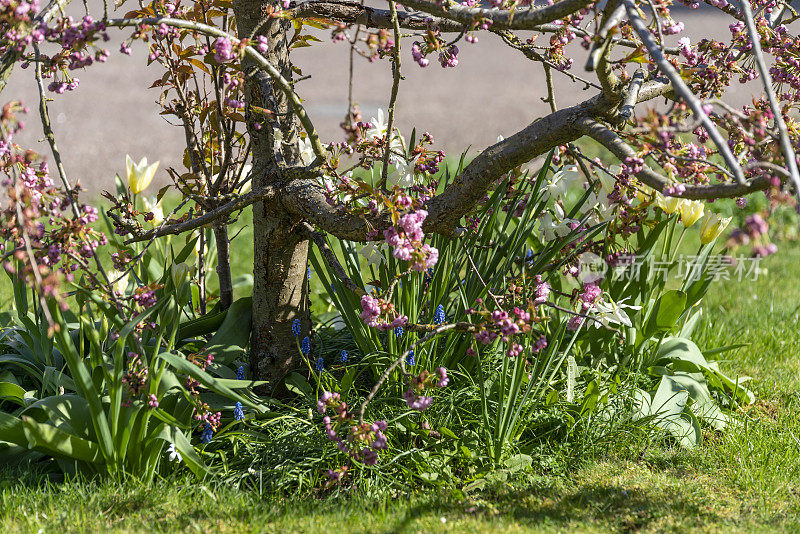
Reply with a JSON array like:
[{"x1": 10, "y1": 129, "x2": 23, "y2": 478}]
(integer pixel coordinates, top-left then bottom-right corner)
[
  {"x1": 292, "y1": 318, "x2": 302, "y2": 337},
  {"x1": 340, "y1": 350, "x2": 348, "y2": 363},
  {"x1": 233, "y1": 401, "x2": 245, "y2": 421},
  {"x1": 301, "y1": 336, "x2": 311, "y2": 356},
  {"x1": 200, "y1": 423, "x2": 214, "y2": 444},
  {"x1": 394, "y1": 326, "x2": 404, "y2": 337},
  {"x1": 406, "y1": 350, "x2": 415, "y2": 367},
  {"x1": 433, "y1": 304, "x2": 446, "y2": 325},
  {"x1": 316, "y1": 357, "x2": 324, "y2": 372},
  {"x1": 236, "y1": 365, "x2": 245, "y2": 380}
]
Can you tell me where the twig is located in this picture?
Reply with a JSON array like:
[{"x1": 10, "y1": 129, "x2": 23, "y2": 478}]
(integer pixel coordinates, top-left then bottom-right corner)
[
  {"x1": 380, "y1": 1, "x2": 403, "y2": 187},
  {"x1": 300, "y1": 222, "x2": 366, "y2": 296}
]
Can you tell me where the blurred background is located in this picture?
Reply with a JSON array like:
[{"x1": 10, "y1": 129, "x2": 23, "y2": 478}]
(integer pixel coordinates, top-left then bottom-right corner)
[{"x1": 3, "y1": 3, "x2": 762, "y2": 195}]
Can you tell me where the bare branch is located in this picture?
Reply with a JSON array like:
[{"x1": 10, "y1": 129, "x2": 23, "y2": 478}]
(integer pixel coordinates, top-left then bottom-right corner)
[
  {"x1": 123, "y1": 185, "x2": 277, "y2": 243},
  {"x1": 300, "y1": 222, "x2": 366, "y2": 296},
  {"x1": 398, "y1": 0, "x2": 594, "y2": 31},
  {"x1": 290, "y1": 0, "x2": 464, "y2": 31}
]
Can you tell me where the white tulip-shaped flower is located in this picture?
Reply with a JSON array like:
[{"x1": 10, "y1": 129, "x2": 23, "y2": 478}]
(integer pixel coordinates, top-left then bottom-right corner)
[
  {"x1": 126, "y1": 155, "x2": 159, "y2": 194},
  {"x1": 141, "y1": 196, "x2": 164, "y2": 226},
  {"x1": 699, "y1": 212, "x2": 732, "y2": 244},
  {"x1": 680, "y1": 199, "x2": 705, "y2": 228}
]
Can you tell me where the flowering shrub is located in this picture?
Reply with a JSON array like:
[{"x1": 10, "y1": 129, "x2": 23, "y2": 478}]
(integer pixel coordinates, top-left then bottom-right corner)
[{"x1": 0, "y1": 0, "x2": 797, "y2": 487}]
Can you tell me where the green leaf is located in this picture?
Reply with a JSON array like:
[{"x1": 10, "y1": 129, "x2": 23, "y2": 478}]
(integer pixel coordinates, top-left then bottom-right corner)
[
  {"x1": 647, "y1": 290, "x2": 687, "y2": 335},
  {"x1": 284, "y1": 372, "x2": 312, "y2": 399},
  {"x1": 0, "y1": 381, "x2": 26, "y2": 406},
  {"x1": 155, "y1": 352, "x2": 266, "y2": 413},
  {"x1": 202, "y1": 297, "x2": 252, "y2": 363},
  {"x1": 22, "y1": 417, "x2": 102, "y2": 464}
]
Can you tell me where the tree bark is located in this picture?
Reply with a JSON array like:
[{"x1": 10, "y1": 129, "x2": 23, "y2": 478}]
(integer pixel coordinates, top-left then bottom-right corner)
[
  {"x1": 212, "y1": 222, "x2": 233, "y2": 310},
  {"x1": 234, "y1": 0, "x2": 309, "y2": 384}
]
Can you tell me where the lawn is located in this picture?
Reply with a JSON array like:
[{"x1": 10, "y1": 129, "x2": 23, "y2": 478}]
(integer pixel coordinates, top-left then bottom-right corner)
[{"x1": 1, "y1": 225, "x2": 799, "y2": 532}]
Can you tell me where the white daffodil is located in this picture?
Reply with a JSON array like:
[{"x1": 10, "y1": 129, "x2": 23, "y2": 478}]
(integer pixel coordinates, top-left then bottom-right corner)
[
  {"x1": 367, "y1": 109, "x2": 388, "y2": 140},
  {"x1": 539, "y1": 204, "x2": 573, "y2": 242},
  {"x1": 359, "y1": 242, "x2": 387, "y2": 268},
  {"x1": 699, "y1": 212, "x2": 732, "y2": 244},
  {"x1": 126, "y1": 155, "x2": 159, "y2": 194},
  {"x1": 108, "y1": 270, "x2": 129, "y2": 295},
  {"x1": 584, "y1": 190, "x2": 616, "y2": 223},
  {"x1": 141, "y1": 196, "x2": 164, "y2": 226},
  {"x1": 680, "y1": 199, "x2": 705, "y2": 228},
  {"x1": 388, "y1": 156, "x2": 419, "y2": 189},
  {"x1": 298, "y1": 136, "x2": 315, "y2": 166},
  {"x1": 367, "y1": 108, "x2": 404, "y2": 151},
  {"x1": 167, "y1": 443, "x2": 182, "y2": 463},
  {"x1": 542, "y1": 166, "x2": 581, "y2": 202},
  {"x1": 592, "y1": 297, "x2": 642, "y2": 328}
]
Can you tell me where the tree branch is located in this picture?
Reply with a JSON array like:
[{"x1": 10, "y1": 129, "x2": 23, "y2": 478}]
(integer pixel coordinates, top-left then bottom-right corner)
[
  {"x1": 290, "y1": 0, "x2": 464, "y2": 31},
  {"x1": 740, "y1": 0, "x2": 800, "y2": 198},
  {"x1": 300, "y1": 222, "x2": 366, "y2": 296},
  {"x1": 576, "y1": 117, "x2": 770, "y2": 198},
  {"x1": 398, "y1": 0, "x2": 594, "y2": 31}
]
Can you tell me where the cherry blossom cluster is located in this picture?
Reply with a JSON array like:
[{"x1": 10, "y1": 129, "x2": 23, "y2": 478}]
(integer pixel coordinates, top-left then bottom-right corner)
[
  {"x1": 360, "y1": 293, "x2": 408, "y2": 331},
  {"x1": 383, "y1": 209, "x2": 439, "y2": 272},
  {"x1": 317, "y1": 391, "x2": 389, "y2": 466}
]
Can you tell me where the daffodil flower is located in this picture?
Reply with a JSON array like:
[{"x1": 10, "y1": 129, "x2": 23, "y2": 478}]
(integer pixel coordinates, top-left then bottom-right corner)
[
  {"x1": 542, "y1": 166, "x2": 581, "y2": 202},
  {"x1": 126, "y1": 155, "x2": 159, "y2": 195},
  {"x1": 388, "y1": 156, "x2": 419, "y2": 189},
  {"x1": 592, "y1": 297, "x2": 641, "y2": 328}
]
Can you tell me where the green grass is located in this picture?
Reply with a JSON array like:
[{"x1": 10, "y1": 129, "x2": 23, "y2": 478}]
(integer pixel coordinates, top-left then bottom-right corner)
[{"x1": 1, "y1": 244, "x2": 799, "y2": 532}]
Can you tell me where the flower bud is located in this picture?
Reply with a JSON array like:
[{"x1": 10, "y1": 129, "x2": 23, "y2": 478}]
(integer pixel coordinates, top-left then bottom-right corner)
[{"x1": 171, "y1": 262, "x2": 191, "y2": 288}]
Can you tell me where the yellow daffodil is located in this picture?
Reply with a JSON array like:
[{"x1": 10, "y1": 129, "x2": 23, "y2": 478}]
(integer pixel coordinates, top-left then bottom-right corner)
[
  {"x1": 679, "y1": 199, "x2": 705, "y2": 228},
  {"x1": 699, "y1": 212, "x2": 732, "y2": 244},
  {"x1": 126, "y1": 155, "x2": 159, "y2": 194},
  {"x1": 142, "y1": 196, "x2": 164, "y2": 226},
  {"x1": 655, "y1": 192, "x2": 686, "y2": 214}
]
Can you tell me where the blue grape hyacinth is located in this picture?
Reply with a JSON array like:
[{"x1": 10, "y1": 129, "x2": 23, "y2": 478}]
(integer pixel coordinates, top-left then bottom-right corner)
[
  {"x1": 233, "y1": 401, "x2": 245, "y2": 421},
  {"x1": 292, "y1": 318, "x2": 302, "y2": 337},
  {"x1": 340, "y1": 350, "x2": 348, "y2": 363},
  {"x1": 394, "y1": 326, "x2": 404, "y2": 337},
  {"x1": 301, "y1": 336, "x2": 311, "y2": 356},
  {"x1": 315, "y1": 357, "x2": 324, "y2": 372},
  {"x1": 433, "y1": 304, "x2": 446, "y2": 325},
  {"x1": 200, "y1": 424, "x2": 213, "y2": 444},
  {"x1": 236, "y1": 365, "x2": 245, "y2": 380},
  {"x1": 406, "y1": 350, "x2": 415, "y2": 367}
]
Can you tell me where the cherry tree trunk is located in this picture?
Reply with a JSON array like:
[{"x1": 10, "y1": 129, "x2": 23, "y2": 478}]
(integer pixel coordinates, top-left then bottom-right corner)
[{"x1": 234, "y1": 0, "x2": 310, "y2": 384}]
